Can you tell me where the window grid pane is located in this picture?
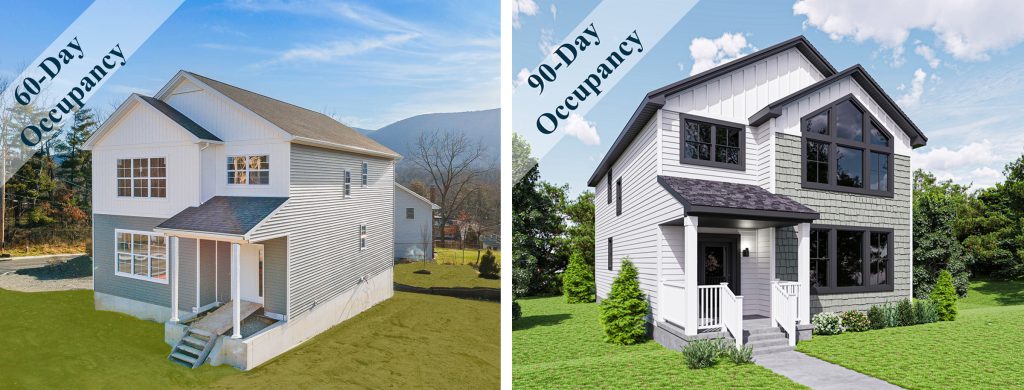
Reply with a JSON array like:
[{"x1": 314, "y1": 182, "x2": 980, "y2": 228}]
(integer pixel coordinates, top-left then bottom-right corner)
[
  {"x1": 361, "y1": 163, "x2": 368, "y2": 186},
  {"x1": 344, "y1": 171, "x2": 352, "y2": 196},
  {"x1": 227, "y1": 155, "x2": 269, "y2": 185},
  {"x1": 810, "y1": 229, "x2": 829, "y2": 288},
  {"x1": 836, "y1": 146, "x2": 863, "y2": 188},
  {"x1": 836, "y1": 230, "x2": 863, "y2": 287}
]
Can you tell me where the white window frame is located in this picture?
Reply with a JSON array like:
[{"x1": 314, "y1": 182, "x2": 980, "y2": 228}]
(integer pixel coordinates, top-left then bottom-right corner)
[
  {"x1": 226, "y1": 155, "x2": 270, "y2": 186},
  {"x1": 113, "y1": 229, "x2": 169, "y2": 284},
  {"x1": 344, "y1": 169, "x2": 352, "y2": 197},
  {"x1": 359, "y1": 224, "x2": 367, "y2": 250},
  {"x1": 360, "y1": 162, "x2": 368, "y2": 187},
  {"x1": 116, "y1": 157, "x2": 167, "y2": 198}
]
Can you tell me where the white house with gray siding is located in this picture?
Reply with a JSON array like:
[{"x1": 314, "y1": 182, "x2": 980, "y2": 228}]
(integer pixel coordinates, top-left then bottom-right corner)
[
  {"x1": 84, "y1": 71, "x2": 399, "y2": 370},
  {"x1": 394, "y1": 183, "x2": 439, "y2": 261},
  {"x1": 590, "y1": 36, "x2": 927, "y2": 356}
]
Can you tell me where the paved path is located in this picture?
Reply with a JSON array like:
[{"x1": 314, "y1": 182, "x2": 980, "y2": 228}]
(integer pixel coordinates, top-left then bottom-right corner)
[
  {"x1": 0, "y1": 254, "x2": 85, "y2": 275},
  {"x1": 756, "y1": 351, "x2": 903, "y2": 390}
]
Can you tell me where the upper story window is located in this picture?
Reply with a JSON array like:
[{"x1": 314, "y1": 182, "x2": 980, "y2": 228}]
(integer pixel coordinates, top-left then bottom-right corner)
[
  {"x1": 115, "y1": 230, "x2": 167, "y2": 284},
  {"x1": 606, "y1": 170, "x2": 612, "y2": 204},
  {"x1": 117, "y1": 158, "x2": 166, "y2": 198},
  {"x1": 809, "y1": 225, "x2": 893, "y2": 294},
  {"x1": 679, "y1": 113, "x2": 745, "y2": 171},
  {"x1": 615, "y1": 178, "x2": 622, "y2": 216},
  {"x1": 344, "y1": 170, "x2": 352, "y2": 197},
  {"x1": 801, "y1": 95, "x2": 894, "y2": 197},
  {"x1": 361, "y1": 162, "x2": 369, "y2": 186},
  {"x1": 227, "y1": 155, "x2": 269, "y2": 185},
  {"x1": 406, "y1": 207, "x2": 415, "y2": 219},
  {"x1": 359, "y1": 224, "x2": 368, "y2": 250}
]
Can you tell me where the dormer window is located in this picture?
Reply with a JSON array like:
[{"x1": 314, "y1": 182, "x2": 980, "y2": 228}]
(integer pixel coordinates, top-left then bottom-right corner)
[
  {"x1": 227, "y1": 155, "x2": 269, "y2": 185},
  {"x1": 801, "y1": 95, "x2": 893, "y2": 197},
  {"x1": 679, "y1": 113, "x2": 745, "y2": 171},
  {"x1": 117, "y1": 158, "x2": 166, "y2": 198}
]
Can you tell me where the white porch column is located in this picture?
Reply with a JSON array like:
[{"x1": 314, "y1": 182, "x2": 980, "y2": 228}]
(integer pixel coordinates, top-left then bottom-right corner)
[
  {"x1": 683, "y1": 216, "x2": 698, "y2": 336},
  {"x1": 231, "y1": 242, "x2": 241, "y2": 339},
  {"x1": 797, "y1": 223, "x2": 811, "y2": 324},
  {"x1": 169, "y1": 236, "x2": 180, "y2": 323}
]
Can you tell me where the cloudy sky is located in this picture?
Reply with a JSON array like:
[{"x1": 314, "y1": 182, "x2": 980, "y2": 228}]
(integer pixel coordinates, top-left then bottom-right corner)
[
  {"x1": 0, "y1": 0, "x2": 499, "y2": 129},
  {"x1": 514, "y1": 0, "x2": 1024, "y2": 195}
]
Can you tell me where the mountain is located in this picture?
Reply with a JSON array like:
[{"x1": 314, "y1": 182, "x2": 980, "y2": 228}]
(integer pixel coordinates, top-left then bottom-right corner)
[
  {"x1": 352, "y1": 127, "x2": 376, "y2": 136},
  {"x1": 364, "y1": 109, "x2": 499, "y2": 166}
]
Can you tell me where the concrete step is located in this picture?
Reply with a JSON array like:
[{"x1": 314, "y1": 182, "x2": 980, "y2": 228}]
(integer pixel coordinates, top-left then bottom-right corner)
[
  {"x1": 182, "y1": 336, "x2": 207, "y2": 347},
  {"x1": 745, "y1": 326, "x2": 783, "y2": 335},
  {"x1": 177, "y1": 344, "x2": 202, "y2": 356},
  {"x1": 747, "y1": 338, "x2": 789, "y2": 350},
  {"x1": 745, "y1": 332, "x2": 787, "y2": 343},
  {"x1": 190, "y1": 328, "x2": 214, "y2": 338},
  {"x1": 170, "y1": 352, "x2": 197, "y2": 365},
  {"x1": 752, "y1": 344, "x2": 794, "y2": 357}
]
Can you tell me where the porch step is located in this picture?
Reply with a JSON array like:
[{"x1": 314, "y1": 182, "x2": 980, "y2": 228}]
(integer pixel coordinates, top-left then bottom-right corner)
[
  {"x1": 745, "y1": 331, "x2": 787, "y2": 343},
  {"x1": 752, "y1": 344, "x2": 795, "y2": 357},
  {"x1": 746, "y1": 337, "x2": 789, "y2": 349},
  {"x1": 745, "y1": 326, "x2": 785, "y2": 335},
  {"x1": 168, "y1": 327, "x2": 219, "y2": 369}
]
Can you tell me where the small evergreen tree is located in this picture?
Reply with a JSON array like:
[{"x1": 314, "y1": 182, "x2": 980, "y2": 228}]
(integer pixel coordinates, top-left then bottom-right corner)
[
  {"x1": 867, "y1": 305, "x2": 886, "y2": 329},
  {"x1": 478, "y1": 250, "x2": 498, "y2": 278},
  {"x1": 930, "y1": 270, "x2": 958, "y2": 321},
  {"x1": 562, "y1": 251, "x2": 595, "y2": 303},
  {"x1": 512, "y1": 300, "x2": 521, "y2": 321},
  {"x1": 896, "y1": 298, "x2": 916, "y2": 326},
  {"x1": 599, "y1": 259, "x2": 648, "y2": 345}
]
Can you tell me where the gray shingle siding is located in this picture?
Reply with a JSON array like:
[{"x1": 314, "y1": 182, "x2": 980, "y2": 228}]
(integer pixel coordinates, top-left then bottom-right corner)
[
  {"x1": 93, "y1": 214, "x2": 196, "y2": 312},
  {"x1": 775, "y1": 226, "x2": 798, "y2": 282},
  {"x1": 775, "y1": 133, "x2": 912, "y2": 313}
]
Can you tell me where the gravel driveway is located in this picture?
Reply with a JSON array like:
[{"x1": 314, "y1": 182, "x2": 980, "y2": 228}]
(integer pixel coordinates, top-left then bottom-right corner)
[{"x1": 0, "y1": 254, "x2": 92, "y2": 292}]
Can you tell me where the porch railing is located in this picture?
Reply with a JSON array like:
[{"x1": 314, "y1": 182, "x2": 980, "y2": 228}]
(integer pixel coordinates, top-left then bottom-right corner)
[
  {"x1": 771, "y1": 280, "x2": 798, "y2": 346},
  {"x1": 662, "y1": 282, "x2": 686, "y2": 326},
  {"x1": 777, "y1": 280, "x2": 802, "y2": 324},
  {"x1": 697, "y1": 285, "x2": 722, "y2": 330},
  {"x1": 718, "y1": 283, "x2": 743, "y2": 347}
]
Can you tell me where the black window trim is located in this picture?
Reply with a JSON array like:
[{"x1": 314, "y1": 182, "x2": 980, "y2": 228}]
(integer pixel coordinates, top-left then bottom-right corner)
[
  {"x1": 678, "y1": 113, "x2": 747, "y2": 171},
  {"x1": 607, "y1": 237, "x2": 613, "y2": 271},
  {"x1": 606, "y1": 170, "x2": 612, "y2": 204},
  {"x1": 809, "y1": 224, "x2": 895, "y2": 295},
  {"x1": 615, "y1": 177, "x2": 622, "y2": 216},
  {"x1": 800, "y1": 94, "x2": 895, "y2": 198}
]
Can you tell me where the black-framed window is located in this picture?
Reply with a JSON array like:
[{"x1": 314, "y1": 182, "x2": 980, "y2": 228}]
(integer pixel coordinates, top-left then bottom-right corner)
[
  {"x1": 679, "y1": 113, "x2": 745, "y2": 171},
  {"x1": 606, "y1": 170, "x2": 612, "y2": 204},
  {"x1": 615, "y1": 178, "x2": 622, "y2": 216},
  {"x1": 800, "y1": 95, "x2": 894, "y2": 197},
  {"x1": 607, "y1": 237, "x2": 613, "y2": 271},
  {"x1": 809, "y1": 225, "x2": 894, "y2": 294}
]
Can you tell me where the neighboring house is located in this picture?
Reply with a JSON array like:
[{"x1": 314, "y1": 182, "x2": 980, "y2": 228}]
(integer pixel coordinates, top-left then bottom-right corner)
[
  {"x1": 590, "y1": 36, "x2": 927, "y2": 354},
  {"x1": 394, "y1": 183, "x2": 439, "y2": 261},
  {"x1": 84, "y1": 70, "x2": 400, "y2": 370}
]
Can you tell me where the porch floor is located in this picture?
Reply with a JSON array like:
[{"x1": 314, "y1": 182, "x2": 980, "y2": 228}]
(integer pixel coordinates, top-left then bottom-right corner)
[
  {"x1": 192, "y1": 300, "x2": 262, "y2": 335},
  {"x1": 743, "y1": 315, "x2": 773, "y2": 330}
]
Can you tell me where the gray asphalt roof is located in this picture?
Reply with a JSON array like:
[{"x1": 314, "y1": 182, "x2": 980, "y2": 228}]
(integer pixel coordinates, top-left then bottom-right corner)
[
  {"x1": 156, "y1": 196, "x2": 288, "y2": 236},
  {"x1": 137, "y1": 95, "x2": 222, "y2": 142},
  {"x1": 657, "y1": 176, "x2": 819, "y2": 220}
]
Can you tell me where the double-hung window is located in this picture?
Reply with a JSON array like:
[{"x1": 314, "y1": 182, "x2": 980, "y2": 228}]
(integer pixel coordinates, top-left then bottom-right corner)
[
  {"x1": 227, "y1": 155, "x2": 269, "y2": 185},
  {"x1": 359, "y1": 224, "x2": 368, "y2": 250},
  {"x1": 406, "y1": 207, "x2": 415, "y2": 219},
  {"x1": 808, "y1": 225, "x2": 893, "y2": 294},
  {"x1": 679, "y1": 114, "x2": 745, "y2": 170},
  {"x1": 801, "y1": 95, "x2": 894, "y2": 197},
  {"x1": 361, "y1": 162, "x2": 368, "y2": 186},
  {"x1": 115, "y1": 230, "x2": 167, "y2": 283},
  {"x1": 117, "y1": 158, "x2": 166, "y2": 198},
  {"x1": 344, "y1": 170, "x2": 352, "y2": 197}
]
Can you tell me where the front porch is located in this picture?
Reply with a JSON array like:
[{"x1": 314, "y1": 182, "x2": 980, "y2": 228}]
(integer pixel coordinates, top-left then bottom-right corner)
[{"x1": 655, "y1": 176, "x2": 819, "y2": 349}]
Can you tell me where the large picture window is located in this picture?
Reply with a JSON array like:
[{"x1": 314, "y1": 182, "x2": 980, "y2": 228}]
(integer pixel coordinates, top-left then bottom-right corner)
[
  {"x1": 679, "y1": 114, "x2": 745, "y2": 171},
  {"x1": 808, "y1": 225, "x2": 893, "y2": 294},
  {"x1": 227, "y1": 155, "x2": 269, "y2": 185},
  {"x1": 117, "y1": 158, "x2": 166, "y2": 198},
  {"x1": 801, "y1": 95, "x2": 894, "y2": 197},
  {"x1": 115, "y1": 230, "x2": 167, "y2": 283}
]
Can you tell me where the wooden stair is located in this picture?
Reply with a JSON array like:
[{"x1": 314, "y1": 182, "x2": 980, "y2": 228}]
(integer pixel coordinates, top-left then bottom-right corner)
[{"x1": 168, "y1": 327, "x2": 217, "y2": 368}]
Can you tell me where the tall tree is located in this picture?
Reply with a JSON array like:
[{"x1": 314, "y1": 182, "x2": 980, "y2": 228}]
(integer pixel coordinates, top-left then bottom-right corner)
[
  {"x1": 562, "y1": 190, "x2": 595, "y2": 275},
  {"x1": 962, "y1": 156, "x2": 1024, "y2": 279},
  {"x1": 912, "y1": 169, "x2": 974, "y2": 297},
  {"x1": 409, "y1": 129, "x2": 488, "y2": 247},
  {"x1": 512, "y1": 133, "x2": 566, "y2": 294}
]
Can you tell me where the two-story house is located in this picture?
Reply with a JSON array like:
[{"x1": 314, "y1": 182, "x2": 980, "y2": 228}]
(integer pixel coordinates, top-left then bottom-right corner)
[
  {"x1": 590, "y1": 36, "x2": 927, "y2": 356},
  {"x1": 84, "y1": 71, "x2": 399, "y2": 370}
]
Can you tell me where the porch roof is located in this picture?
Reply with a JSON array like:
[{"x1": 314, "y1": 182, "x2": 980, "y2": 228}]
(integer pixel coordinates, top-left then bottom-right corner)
[
  {"x1": 657, "y1": 176, "x2": 819, "y2": 227},
  {"x1": 155, "y1": 196, "x2": 288, "y2": 238}
]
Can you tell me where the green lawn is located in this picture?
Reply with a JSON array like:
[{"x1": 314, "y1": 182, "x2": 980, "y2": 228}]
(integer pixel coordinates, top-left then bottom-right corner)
[
  {"x1": 434, "y1": 247, "x2": 500, "y2": 266},
  {"x1": 797, "y1": 279, "x2": 1024, "y2": 389},
  {"x1": 0, "y1": 288, "x2": 498, "y2": 389},
  {"x1": 393, "y1": 262, "x2": 500, "y2": 289},
  {"x1": 512, "y1": 296, "x2": 805, "y2": 389}
]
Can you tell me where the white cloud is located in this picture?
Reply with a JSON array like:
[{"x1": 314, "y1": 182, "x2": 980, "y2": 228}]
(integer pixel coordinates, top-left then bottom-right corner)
[
  {"x1": 914, "y1": 44, "x2": 941, "y2": 68},
  {"x1": 514, "y1": 68, "x2": 531, "y2": 87},
  {"x1": 563, "y1": 113, "x2": 600, "y2": 145},
  {"x1": 277, "y1": 33, "x2": 419, "y2": 62},
  {"x1": 550, "y1": 4, "x2": 557, "y2": 20},
  {"x1": 897, "y1": 68, "x2": 928, "y2": 106},
  {"x1": 912, "y1": 140, "x2": 1009, "y2": 190},
  {"x1": 689, "y1": 33, "x2": 754, "y2": 76},
  {"x1": 538, "y1": 28, "x2": 558, "y2": 57},
  {"x1": 794, "y1": 0, "x2": 1024, "y2": 62},
  {"x1": 512, "y1": 0, "x2": 538, "y2": 29}
]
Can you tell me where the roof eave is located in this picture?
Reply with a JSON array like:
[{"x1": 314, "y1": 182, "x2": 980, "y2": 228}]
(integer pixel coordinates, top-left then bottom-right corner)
[
  {"x1": 586, "y1": 95, "x2": 665, "y2": 186},
  {"x1": 292, "y1": 136, "x2": 401, "y2": 160}
]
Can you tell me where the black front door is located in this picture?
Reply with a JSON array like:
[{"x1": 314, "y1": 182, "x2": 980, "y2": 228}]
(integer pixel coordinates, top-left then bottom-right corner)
[{"x1": 698, "y1": 234, "x2": 741, "y2": 295}]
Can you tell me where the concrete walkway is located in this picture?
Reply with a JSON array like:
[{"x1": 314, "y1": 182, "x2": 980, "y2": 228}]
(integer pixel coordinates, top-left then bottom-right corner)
[{"x1": 756, "y1": 351, "x2": 903, "y2": 390}]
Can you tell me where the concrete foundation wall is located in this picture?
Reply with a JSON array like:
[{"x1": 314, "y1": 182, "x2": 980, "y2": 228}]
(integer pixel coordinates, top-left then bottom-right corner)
[{"x1": 95, "y1": 291, "x2": 190, "y2": 323}]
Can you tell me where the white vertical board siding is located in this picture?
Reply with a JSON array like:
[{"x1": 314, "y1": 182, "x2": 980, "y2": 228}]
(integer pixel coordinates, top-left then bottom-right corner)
[
  {"x1": 772, "y1": 75, "x2": 913, "y2": 156},
  {"x1": 249, "y1": 144, "x2": 394, "y2": 319},
  {"x1": 594, "y1": 115, "x2": 684, "y2": 320},
  {"x1": 163, "y1": 78, "x2": 285, "y2": 142},
  {"x1": 394, "y1": 188, "x2": 434, "y2": 260},
  {"x1": 660, "y1": 48, "x2": 825, "y2": 186}
]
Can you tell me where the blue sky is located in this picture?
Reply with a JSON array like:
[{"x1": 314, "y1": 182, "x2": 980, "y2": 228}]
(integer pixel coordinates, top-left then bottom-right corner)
[
  {"x1": 0, "y1": 0, "x2": 498, "y2": 129},
  {"x1": 514, "y1": 0, "x2": 1024, "y2": 195}
]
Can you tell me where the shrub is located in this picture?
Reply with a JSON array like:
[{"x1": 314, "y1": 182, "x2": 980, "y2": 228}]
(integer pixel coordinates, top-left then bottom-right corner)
[
  {"x1": 599, "y1": 259, "x2": 649, "y2": 345},
  {"x1": 512, "y1": 300, "x2": 521, "y2": 321},
  {"x1": 478, "y1": 250, "x2": 498, "y2": 279},
  {"x1": 839, "y1": 310, "x2": 870, "y2": 332},
  {"x1": 895, "y1": 298, "x2": 916, "y2": 326},
  {"x1": 562, "y1": 252, "x2": 595, "y2": 303},
  {"x1": 724, "y1": 344, "x2": 754, "y2": 365},
  {"x1": 811, "y1": 312, "x2": 843, "y2": 335},
  {"x1": 881, "y1": 302, "x2": 900, "y2": 328},
  {"x1": 914, "y1": 299, "x2": 938, "y2": 324},
  {"x1": 930, "y1": 270, "x2": 958, "y2": 321},
  {"x1": 681, "y1": 339, "x2": 720, "y2": 369},
  {"x1": 867, "y1": 305, "x2": 886, "y2": 329}
]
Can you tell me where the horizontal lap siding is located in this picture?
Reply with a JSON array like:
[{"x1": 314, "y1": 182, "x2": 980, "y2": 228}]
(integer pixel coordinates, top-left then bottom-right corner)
[
  {"x1": 250, "y1": 144, "x2": 394, "y2": 319},
  {"x1": 775, "y1": 133, "x2": 912, "y2": 313},
  {"x1": 262, "y1": 237, "x2": 288, "y2": 316},
  {"x1": 199, "y1": 240, "x2": 216, "y2": 307}
]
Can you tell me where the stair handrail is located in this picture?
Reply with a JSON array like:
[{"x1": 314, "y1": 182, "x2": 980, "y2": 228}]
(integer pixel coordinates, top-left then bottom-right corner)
[{"x1": 718, "y1": 283, "x2": 743, "y2": 347}]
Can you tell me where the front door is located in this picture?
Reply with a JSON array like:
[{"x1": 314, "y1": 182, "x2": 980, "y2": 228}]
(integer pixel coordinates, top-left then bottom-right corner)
[
  {"x1": 698, "y1": 235, "x2": 740, "y2": 295},
  {"x1": 239, "y1": 244, "x2": 264, "y2": 304}
]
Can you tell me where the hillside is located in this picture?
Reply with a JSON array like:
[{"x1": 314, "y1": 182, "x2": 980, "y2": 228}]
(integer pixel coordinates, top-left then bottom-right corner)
[{"x1": 365, "y1": 109, "x2": 499, "y2": 166}]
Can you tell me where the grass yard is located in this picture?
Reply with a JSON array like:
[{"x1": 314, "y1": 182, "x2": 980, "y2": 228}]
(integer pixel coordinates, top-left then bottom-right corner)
[
  {"x1": 797, "y1": 279, "x2": 1024, "y2": 389},
  {"x1": 434, "y1": 247, "x2": 500, "y2": 266},
  {"x1": 0, "y1": 288, "x2": 498, "y2": 389},
  {"x1": 512, "y1": 296, "x2": 805, "y2": 389},
  {"x1": 393, "y1": 262, "x2": 499, "y2": 289},
  {"x1": 2, "y1": 241, "x2": 88, "y2": 257}
]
